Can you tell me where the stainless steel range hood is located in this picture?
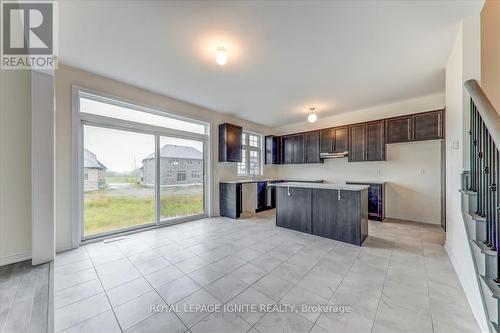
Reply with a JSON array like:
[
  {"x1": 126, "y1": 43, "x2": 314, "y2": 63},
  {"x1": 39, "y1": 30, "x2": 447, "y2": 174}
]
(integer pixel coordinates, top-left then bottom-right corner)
[{"x1": 320, "y1": 151, "x2": 348, "y2": 159}]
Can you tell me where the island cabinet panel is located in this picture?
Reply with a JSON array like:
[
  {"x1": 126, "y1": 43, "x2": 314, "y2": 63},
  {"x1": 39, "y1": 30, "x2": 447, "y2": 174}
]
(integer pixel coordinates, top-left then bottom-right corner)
[
  {"x1": 348, "y1": 123, "x2": 366, "y2": 162},
  {"x1": 333, "y1": 126, "x2": 349, "y2": 153},
  {"x1": 366, "y1": 120, "x2": 385, "y2": 161},
  {"x1": 276, "y1": 187, "x2": 312, "y2": 233},
  {"x1": 312, "y1": 189, "x2": 367, "y2": 246},
  {"x1": 385, "y1": 116, "x2": 412, "y2": 144},
  {"x1": 305, "y1": 131, "x2": 321, "y2": 164},
  {"x1": 412, "y1": 110, "x2": 443, "y2": 141},
  {"x1": 311, "y1": 189, "x2": 339, "y2": 240}
]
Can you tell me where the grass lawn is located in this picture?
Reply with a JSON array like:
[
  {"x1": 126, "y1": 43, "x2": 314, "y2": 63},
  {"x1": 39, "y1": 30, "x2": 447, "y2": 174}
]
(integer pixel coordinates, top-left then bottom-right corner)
[{"x1": 84, "y1": 185, "x2": 203, "y2": 236}]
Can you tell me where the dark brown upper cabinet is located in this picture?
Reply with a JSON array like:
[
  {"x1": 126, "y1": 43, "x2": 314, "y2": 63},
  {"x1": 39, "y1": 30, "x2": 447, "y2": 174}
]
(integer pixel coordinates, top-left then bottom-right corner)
[
  {"x1": 412, "y1": 110, "x2": 444, "y2": 141},
  {"x1": 320, "y1": 128, "x2": 334, "y2": 154},
  {"x1": 320, "y1": 126, "x2": 348, "y2": 154},
  {"x1": 333, "y1": 126, "x2": 348, "y2": 153},
  {"x1": 348, "y1": 123, "x2": 366, "y2": 162},
  {"x1": 293, "y1": 134, "x2": 305, "y2": 164},
  {"x1": 282, "y1": 134, "x2": 306, "y2": 164},
  {"x1": 218, "y1": 123, "x2": 242, "y2": 162},
  {"x1": 265, "y1": 135, "x2": 281, "y2": 164},
  {"x1": 366, "y1": 120, "x2": 385, "y2": 161},
  {"x1": 385, "y1": 115, "x2": 412, "y2": 144},
  {"x1": 282, "y1": 135, "x2": 294, "y2": 164},
  {"x1": 349, "y1": 121, "x2": 385, "y2": 162},
  {"x1": 305, "y1": 131, "x2": 321, "y2": 164}
]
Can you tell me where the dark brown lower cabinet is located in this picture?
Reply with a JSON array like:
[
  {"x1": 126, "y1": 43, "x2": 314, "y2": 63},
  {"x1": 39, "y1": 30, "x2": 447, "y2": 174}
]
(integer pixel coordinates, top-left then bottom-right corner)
[
  {"x1": 219, "y1": 183, "x2": 242, "y2": 219},
  {"x1": 276, "y1": 187, "x2": 312, "y2": 233},
  {"x1": 346, "y1": 181, "x2": 385, "y2": 221}
]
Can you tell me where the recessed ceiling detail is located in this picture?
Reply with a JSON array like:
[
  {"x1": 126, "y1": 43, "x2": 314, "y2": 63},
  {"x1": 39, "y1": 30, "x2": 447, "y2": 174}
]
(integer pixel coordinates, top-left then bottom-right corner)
[{"x1": 58, "y1": 1, "x2": 484, "y2": 127}]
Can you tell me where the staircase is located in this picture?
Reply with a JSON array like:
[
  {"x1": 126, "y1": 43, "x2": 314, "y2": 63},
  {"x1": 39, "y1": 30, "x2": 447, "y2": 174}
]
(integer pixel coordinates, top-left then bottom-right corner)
[{"x1": 461, "y1": 79, "x2": 500, "y2": 333}]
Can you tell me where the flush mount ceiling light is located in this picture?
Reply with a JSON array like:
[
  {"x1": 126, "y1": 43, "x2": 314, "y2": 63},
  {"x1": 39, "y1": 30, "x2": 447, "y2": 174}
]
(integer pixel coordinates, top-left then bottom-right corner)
[
  {"x1": 215, "y1": 46, "x2": 228, "y2": 65},
  {"x1": 307, "y1": 107, "x2": 318, "y2": 123}
]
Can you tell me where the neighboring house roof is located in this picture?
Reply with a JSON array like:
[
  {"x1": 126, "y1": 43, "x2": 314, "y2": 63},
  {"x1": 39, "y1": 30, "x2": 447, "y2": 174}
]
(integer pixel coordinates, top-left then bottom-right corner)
[
  {"x1": 143, "y1": 144, "x2": 202, "y2": 161},
  {"x1": 84, "y1": 149, "x2": 106, "y2": 169}
]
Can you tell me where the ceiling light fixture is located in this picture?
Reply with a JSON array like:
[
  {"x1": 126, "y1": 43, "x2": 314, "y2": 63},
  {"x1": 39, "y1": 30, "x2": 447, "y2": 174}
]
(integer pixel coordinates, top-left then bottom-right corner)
[
  {"x1": 307, "y1": 107, "x2": 318, "y2": 123},
  {"x1": 215, "y1": 46, "x2": 228, "y2": 65}
]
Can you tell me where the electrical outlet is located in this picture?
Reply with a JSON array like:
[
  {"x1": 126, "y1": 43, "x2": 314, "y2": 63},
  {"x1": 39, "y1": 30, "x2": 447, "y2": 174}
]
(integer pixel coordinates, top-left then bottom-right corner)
[
  {"x1": 377, "y1": 169, "x2": 381, "y2": 175},
  {"x1": 452, "y1": 140, "x2": 460, "y2": 150},
  {"x1": 420, "y1": 169, "x2": 425, "y2": 175}
]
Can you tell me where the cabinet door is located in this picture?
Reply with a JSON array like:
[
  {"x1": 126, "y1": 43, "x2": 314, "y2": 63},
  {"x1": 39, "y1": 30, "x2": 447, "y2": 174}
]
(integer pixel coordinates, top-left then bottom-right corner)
[
  {"x1": 366, "y1": 120, "x2": 385, "y2": 161},
  {"x1": 282, "y1": 136, "x2": 293, "y2": 164},
  {"x1": 256, "y1": 181, "x2": 267, "y2": 211},
  {"x1": 348, "y1": 123, "x2": 366, "y2": 162},
  {"x1": 412, "y1": 110, "x2": 443, "y2": 141},
  {"x1": 219, "y1": 123, "x2": 242, "y2": 162},
  {"x1": 320, "y1": 128, "x2": 334, "y2": 154},
  {"x1": 293, "y1": 134, "x2": 305, "y2": 164},
  {"x1": 276, "y1": 187, "x2": 312, "y2": 233},
  {"x1": 305, "y1": 131, "x2": 321, "y2": 164},
  {"x1": 333, "y1": 126, "x2": 348, "y2": 153},
  {"x1": 265, "y1": 136, "x2": 273, "y2": 164},
  {"x1": 385, "y1": 116, "x2": 411, "y2": 144}
]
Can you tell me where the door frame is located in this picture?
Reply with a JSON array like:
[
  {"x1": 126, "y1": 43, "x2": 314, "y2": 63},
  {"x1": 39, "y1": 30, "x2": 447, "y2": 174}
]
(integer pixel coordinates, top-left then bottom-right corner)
[{"x1": 72, "y1": 86, "x2": 210, "y2": 246}]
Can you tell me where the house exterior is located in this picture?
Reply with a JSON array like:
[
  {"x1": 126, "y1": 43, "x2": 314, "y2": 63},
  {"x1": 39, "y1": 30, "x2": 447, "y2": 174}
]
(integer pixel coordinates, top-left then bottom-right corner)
[
  {"x1": 142, "y1": 144, "x2": 203, "y2": 186},
  {"x1": 84, "y1": 149, "x2": 106, "y2": 191}
]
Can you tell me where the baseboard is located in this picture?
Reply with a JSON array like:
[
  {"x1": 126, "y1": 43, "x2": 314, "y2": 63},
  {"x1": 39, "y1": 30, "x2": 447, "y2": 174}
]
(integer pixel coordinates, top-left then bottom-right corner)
[{"x1": 0, "y1": 251, "x2": 32, "y2": 266}]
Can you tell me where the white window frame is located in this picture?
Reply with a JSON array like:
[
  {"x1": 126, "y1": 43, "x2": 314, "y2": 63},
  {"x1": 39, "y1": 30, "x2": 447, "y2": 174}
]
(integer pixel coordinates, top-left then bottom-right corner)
[
  {"x1": 237, "y1": 131, "x2": 263, "y2": 177},
  {"x1": 72, "y1": 86, "x2": 211, "y2": 245}
]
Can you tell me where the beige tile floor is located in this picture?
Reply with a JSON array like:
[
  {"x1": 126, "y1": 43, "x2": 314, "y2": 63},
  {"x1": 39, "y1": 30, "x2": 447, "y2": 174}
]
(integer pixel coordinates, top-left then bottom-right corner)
[{"x1": 54, "y1": 212, "x2": 480, "y2": 333}]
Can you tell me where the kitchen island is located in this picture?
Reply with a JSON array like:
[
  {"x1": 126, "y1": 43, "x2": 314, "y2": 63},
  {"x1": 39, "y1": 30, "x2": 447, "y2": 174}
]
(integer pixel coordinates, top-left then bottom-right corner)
[{"x1": 273, "y1": 182, "x2": 369, "y2": 246}]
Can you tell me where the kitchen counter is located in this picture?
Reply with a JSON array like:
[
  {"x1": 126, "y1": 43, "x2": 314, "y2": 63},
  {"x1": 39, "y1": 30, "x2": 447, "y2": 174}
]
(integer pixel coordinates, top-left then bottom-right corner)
[
  {"x1": 220, "y1": 179, "x2": 324, "y2": 184},
  {"x1": 272, "y1": 182, "x2": 369, "y2": 191}
]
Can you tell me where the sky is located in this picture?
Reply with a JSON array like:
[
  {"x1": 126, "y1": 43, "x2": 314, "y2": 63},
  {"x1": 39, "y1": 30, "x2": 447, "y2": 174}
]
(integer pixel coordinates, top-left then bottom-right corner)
[
  {"x1": 81, "y1": 97, "x2": 205, "y2": 173},
  {"x1": 84, "y1": 125, "x2": 203, "y2": 173}
]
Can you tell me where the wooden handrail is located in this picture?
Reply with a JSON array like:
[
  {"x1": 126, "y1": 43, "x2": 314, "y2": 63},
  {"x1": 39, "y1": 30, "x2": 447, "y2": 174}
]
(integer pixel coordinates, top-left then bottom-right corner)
[{"x1": 465, "y1": 80, "x2": 500, "y2": 149}]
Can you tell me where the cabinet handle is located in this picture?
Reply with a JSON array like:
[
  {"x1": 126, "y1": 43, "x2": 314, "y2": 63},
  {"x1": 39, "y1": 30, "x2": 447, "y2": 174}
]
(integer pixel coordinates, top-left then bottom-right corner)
[
  {"x1": 287, "y1": 186, "x2": 291, "y2": 196},
  {"x1": 338, "y1": 190, "x2": 341, "y2": 201}
]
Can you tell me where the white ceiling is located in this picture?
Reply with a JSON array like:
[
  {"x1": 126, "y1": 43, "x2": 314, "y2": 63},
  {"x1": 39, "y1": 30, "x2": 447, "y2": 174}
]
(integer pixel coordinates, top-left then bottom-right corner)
[{"x1": 59, "y1": 0, "x2": 483, "y2": 127}]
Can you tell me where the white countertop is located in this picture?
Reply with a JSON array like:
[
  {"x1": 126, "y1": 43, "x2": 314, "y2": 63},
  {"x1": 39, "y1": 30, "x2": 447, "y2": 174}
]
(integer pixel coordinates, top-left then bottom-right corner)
[
  {"x1": 271, "y1": 182, "x2": 370, "y2": 191},
  {"x1": 219, "y1": 179, "x2": 323, "y2": 184}
]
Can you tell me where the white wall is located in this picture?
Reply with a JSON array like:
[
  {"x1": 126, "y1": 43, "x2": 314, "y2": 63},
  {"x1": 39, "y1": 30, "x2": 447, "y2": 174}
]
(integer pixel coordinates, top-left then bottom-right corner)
[
  {"x1": 55, "y1": 64, "x2": 277, "y2": 252},
  {"x1": 445, "y1": 17, "x2": 488, "y2": 332},
  {"x1": 274, "y1": 94, "x2": 445, "y2": 224},
  {"x1": 0, "y1": 70, "x2": 32, "y2": 265}
]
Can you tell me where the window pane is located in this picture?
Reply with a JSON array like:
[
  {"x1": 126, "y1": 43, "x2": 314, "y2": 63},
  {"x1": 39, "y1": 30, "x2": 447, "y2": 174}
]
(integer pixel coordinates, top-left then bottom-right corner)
[
  {"x1": 249, "y1": 134, "x2": 259, "y2": 147},
  {"x1": 237, "y1": 149, "x2": 247, "y2": 176},
  {"x1": 159, "y1": 136, "x2": 204, "y2": 221},
  {"x1": 80, "y1": 97, "x2": 206, "y2": 135},
  {"x1": 83, "y1": 125, "x2": 155, "y2": 237}
]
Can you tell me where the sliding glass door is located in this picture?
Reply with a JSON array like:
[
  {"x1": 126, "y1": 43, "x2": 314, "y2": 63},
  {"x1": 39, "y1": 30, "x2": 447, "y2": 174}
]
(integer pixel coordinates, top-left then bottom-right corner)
[
  {"x1": 83, "y1": 125, "x2": 156, "y2": 237},
  {"x1": 158, "y1": 136, "x2": 205, "y2": 222},
  {"x1": 77, "y1": 89, "x2": 209, "y2": 241}
]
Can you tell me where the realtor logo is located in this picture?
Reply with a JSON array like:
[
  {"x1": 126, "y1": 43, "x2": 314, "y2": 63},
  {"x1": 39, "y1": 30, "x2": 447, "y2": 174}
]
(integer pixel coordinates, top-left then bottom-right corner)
[{"x1": 1, "y1": 1, "x2": 58, "y2": 69}]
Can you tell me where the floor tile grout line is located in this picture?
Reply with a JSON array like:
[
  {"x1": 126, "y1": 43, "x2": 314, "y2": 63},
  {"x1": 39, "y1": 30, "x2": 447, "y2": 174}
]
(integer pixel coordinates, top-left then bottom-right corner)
[
  {"x1": 368, "y1": 238, "x2": 395, "y2": 333},
  {"x1": 1, "y1": 263, "x2": 27, "y2": 333},
  {"x1": 115, "y1": 241, "x2": 191, "y2": 332},
  {"x1": 83, "y1": 245, "x2": 125, "y2": 333}
]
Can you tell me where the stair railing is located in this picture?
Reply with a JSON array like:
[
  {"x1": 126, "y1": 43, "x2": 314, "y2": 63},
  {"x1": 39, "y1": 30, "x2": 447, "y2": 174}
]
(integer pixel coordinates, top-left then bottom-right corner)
[{"x1": 465, "y1": 79, "x2": 500, "y2": 283}]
